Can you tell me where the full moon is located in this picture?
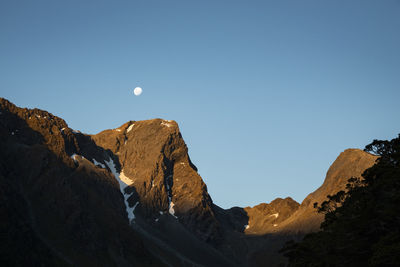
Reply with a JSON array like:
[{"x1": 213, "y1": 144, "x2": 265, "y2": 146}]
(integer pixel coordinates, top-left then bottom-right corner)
[{"x1": 133, "y1": 87, "x2": 143, "y2": 96}]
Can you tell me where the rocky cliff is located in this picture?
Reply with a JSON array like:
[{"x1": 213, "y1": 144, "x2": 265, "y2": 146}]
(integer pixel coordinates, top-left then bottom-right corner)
[
  {"x1": 276, "y1": 149, "x2": 378, "y2": 235},
  {"x1": 0, "y1": 98, "x2": 162, "y2": 266},
  {"x1": 234, "y1": 148, "x2": 378, "y2": 267},
  {"x1": 0, "y1": 97, "x2": 380, "y2": 267},
  {"x1": 91, "y1": 119, "x2": 220, "y2": 243}
]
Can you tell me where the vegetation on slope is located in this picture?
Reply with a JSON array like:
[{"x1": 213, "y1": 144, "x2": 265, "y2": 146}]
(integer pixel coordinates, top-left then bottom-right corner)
[{"x1": 281, "y1": 134, "x2": 400, "y2": 266}]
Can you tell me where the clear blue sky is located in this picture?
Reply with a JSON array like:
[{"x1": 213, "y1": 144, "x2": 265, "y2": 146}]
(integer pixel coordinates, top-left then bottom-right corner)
[{"x1": 1, "y1": 0, "x2": 399, "y2": 209}]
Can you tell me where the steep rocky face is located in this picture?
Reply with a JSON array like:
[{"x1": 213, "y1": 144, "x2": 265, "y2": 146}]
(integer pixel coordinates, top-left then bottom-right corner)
[
  {"x1": 0, "y1": 98, "x2": 232, "y2": 266},
  {"x1": 214, "y1": 149, "x2": 379, "y2": 267},
  {"x1": 0, "y1": 98, "x2": 162, "y2": 266},
  {"x1": 1, "y1": 97, "x2": 382, "y2": 267},
  {"x1": 240, "y1": 149, "x2": 378, "y2": 238},
  {"x1": 92, "y1": 119, "x2": 220, "y2": 243},
  {"x1": 276, "y1": 149, "x2": 378, "y2": 234}
]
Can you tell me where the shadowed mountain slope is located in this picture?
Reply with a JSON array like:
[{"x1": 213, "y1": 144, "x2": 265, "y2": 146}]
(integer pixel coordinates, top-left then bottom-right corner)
[
  {"x1": 0, "y1": 98, "x2": 379, "y2": 267},
  {"x1": 0, "y1": 98, "x2": 163, "y2": 266},
  {"x1": 92, "y1": 119, "x2": 220, "y2": 243},
  {"x1": 91, "y1": 119, "x2": 236, "y2": 266}
]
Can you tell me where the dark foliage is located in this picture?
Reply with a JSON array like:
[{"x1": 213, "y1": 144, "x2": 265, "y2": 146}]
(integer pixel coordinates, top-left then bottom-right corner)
[{"x1": 281, "y1": 134, "x2": 400, "y2": 267}]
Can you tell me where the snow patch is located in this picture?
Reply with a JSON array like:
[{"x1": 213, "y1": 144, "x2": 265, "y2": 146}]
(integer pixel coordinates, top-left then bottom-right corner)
[
  {"x1": 120, "y1": 170, "x2": 134, "y2": 185},
  {"x1": 115, "y1": 129, "x2": 122, "y2": 132},
  {"x1": 169, "y1": 202, "x2": 177, "y2": 218},
  {"x1": 105, "y1": 158, "x2": 137, "y2": 224},
  {"x1": 161, "y1": 121, "x2": 173, "y2": 128},
  {"x1": 60, "y1": 128, "x2": 66, "y2": 132},
  {"x1": 127, "y1": 124, "x2": 134, "y2": 133},
  {"x1": 11, "y1": 131, "x2": 14, "y2": 135},
  {"x1": 71, "y1": 154, "x2": 79, "y2": 162},
  {"x1": 270, "y1": 213, "x2": 279, "y2": 218},
  {"x1": 155, "y1": 218, "x2": 159, "y2": 222},
  {"x1": 244, "y1": 225, "x2": 250, "y2": 230},
  {"x1": 92, "y1": 159, "x2": 106, "y2": 168},
  {"x1": 273, "y1": 224, "x2": 278, "y2": 227},
  {"x1": 165, "y1": 174, "x2": 177, "y2": 218}
]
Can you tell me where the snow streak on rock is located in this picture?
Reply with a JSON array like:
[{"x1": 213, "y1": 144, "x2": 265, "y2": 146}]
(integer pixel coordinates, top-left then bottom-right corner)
[
  {"x1": 127, "y1": 124, "x2": 134, "y2": 133},
  {"x1": 71, "y1": 154, "x2": 79, "y2": 163},
  {"x1": 161, "y1": 120, "x2": 173, "y2": 128},
  {"x1": 105, "y1": 158, "x2": 137, "y2": 224},
  {"x1": 270, "y1": 213, "x2": 279, "y2": 218},
  {"x1": 92, "y1": 159, "x2": 106, "y2": 168},
  {"x1": 169, "y1": 202, "x2": 176, "y2": 216},
  {"x1": 165, "y1": 174, "x2": 177, "y2": 218}
]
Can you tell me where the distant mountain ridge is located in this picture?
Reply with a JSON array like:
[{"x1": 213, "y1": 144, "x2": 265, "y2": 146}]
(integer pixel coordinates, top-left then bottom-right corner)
[{"x1": 0, "y1": 97, "x2": 378, "y2": 267}]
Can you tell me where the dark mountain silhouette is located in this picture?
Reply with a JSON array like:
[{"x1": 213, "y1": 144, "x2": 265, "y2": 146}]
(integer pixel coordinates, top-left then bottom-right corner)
[{"x1": 0, "y1": 98, "x2": 380, "y2": 266}]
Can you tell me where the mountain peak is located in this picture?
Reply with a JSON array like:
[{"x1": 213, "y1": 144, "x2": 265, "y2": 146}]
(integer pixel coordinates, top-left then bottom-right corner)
[
  {"x1": 1, "y1": 98, "x2": 382, "y2": 267},
  {"x1": 92, "y1": 118, "x2": 219, "y2": 242},
  {"x1": 275, "y1": 148, "x2": 378, "y2": 235}
]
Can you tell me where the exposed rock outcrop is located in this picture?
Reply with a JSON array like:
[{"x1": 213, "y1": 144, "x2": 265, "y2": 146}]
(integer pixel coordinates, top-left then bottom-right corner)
[
  {"x1": 92, "y1": 119, "x2": 220, "y2": 243},
  {"x1": 276, "y1": 149, "x2": 378, "y2": 234},
  {"x1": 0, "y1": 97, "x2": 381, "y2": 267},
  {"x1": 244, "y1": 197, "x2": 300, "y2": 234},
  {"x1": 235, "y1": 149, "x2": 378, "y2": 267},
  {"x1": 0, "y1": 98, "x2": 162, "y2": 266}
]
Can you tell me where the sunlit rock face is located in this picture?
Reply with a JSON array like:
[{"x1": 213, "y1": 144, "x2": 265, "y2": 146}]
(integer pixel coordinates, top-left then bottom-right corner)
[
  {"x1": 240, "y1": 149, "x2": 378, "y2": 237},
  {"x1": 92, "y1": 118, "x2": 220, "y2": 242},
  {"x1": 232, "y1": 149, "x2": 379, "y2": 267},
  {"x1": 244, "y1": 197, "x2": 300, "y2": 234},
  {"x1": 0, "y1": 97, "x2": 381, "y2": 267},
  {"x1": 0, "y1": 98, "x2": 161, "y2": 266},
  {"x1": 276, "y1": 149, "x2": 378, "y2": 235}
]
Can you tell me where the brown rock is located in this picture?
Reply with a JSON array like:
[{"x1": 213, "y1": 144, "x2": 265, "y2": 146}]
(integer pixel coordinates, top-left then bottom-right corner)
[
  {"x1": 0, "y1": 98, "x2": 163, "y2": 266},
  {"x1": 92, "y1": 119, "x2": 220, "y2": 242},
  {"x1": 1, "y1": 97, "x2": 381, "y2": 267},
  {"x1": 244, "y1": 197, "x2": 299, "y2": 234},
  {"x1": 277, "y1": 149, "x2": 378, "y2": 234}
]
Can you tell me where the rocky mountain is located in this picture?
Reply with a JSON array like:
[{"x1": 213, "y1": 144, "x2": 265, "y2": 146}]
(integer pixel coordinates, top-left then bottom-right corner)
[
  {"x1": 235, "y1": 149, "x2": 378, "y2": 267},
  {"x1": 275, "y1": 149, "x2": 378, "y2": 235},
  {"x1": 0, "y1": 98, "x2": 162, "y2": 266},
  {"x1": 243, "y1": 197, "x2": 300, "y2": 235},
  {"x1": 0, "y1": 98, "x2": 378, "y2": 267},
  {"x1": 92, "y1": 119, "x2": 219, "y2": 243}
]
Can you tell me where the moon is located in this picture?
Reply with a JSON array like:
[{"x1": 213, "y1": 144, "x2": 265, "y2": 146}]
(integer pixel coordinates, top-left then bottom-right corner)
[{"x1": 133, "y1": 87, "x2": 143, "y2": 96}]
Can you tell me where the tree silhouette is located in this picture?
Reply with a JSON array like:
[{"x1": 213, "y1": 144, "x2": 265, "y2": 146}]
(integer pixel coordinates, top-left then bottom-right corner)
[{"x1": 281, "y1": 134, "x2": 400, "y2": 266}]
